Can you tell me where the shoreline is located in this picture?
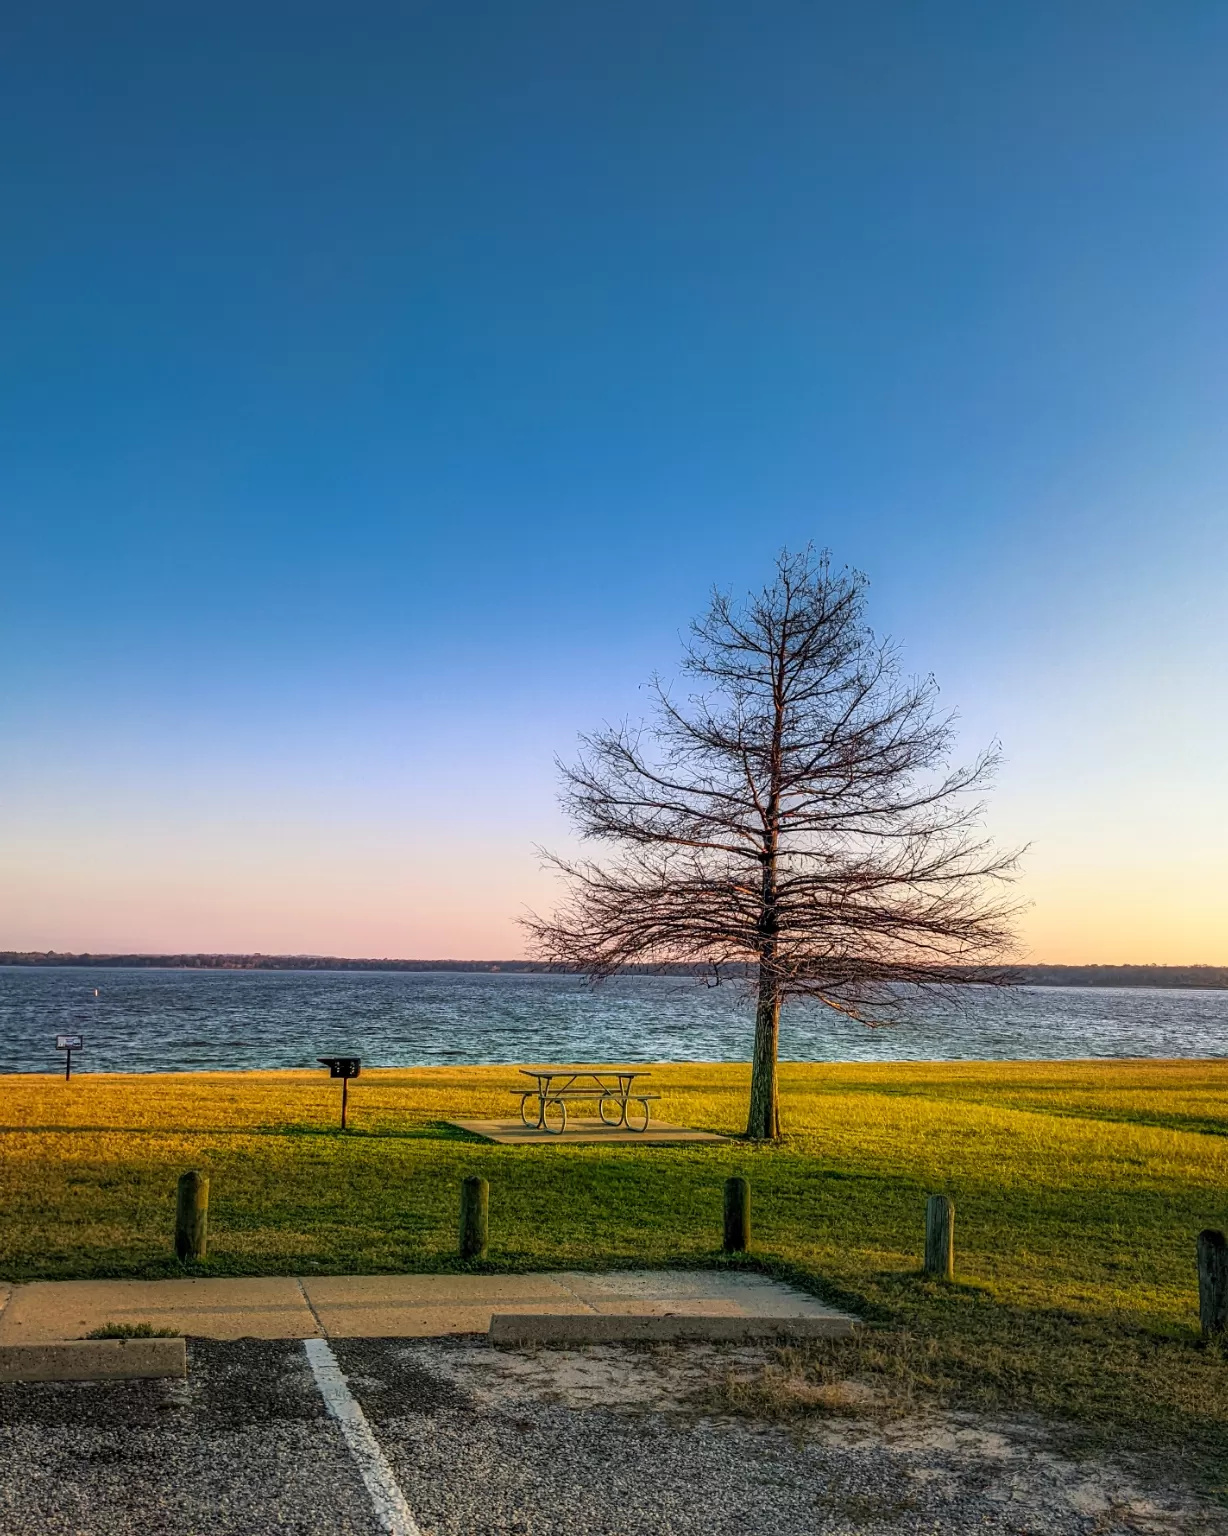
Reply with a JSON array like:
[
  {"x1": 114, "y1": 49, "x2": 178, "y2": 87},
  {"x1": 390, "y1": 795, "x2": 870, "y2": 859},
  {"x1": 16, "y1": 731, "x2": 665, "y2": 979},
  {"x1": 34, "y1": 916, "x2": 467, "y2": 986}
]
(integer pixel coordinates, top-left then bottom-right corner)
[
  {"x1": 3, "y1": 957, "x2": 1227, "y2": 989},
  {"x1": 3, "y1": 1055, "x2": 1228, "y2": 1079}
]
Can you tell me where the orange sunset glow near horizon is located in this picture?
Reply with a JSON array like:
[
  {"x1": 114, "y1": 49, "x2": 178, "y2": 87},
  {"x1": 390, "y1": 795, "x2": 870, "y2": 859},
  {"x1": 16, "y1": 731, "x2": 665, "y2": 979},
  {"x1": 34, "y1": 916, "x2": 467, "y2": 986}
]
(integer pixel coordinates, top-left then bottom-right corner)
[
  {"x1": 3, "y1": 794, "x2": 1225, "y2": 968},
  {"x1": 3, "y1": 568, "x2": 1225, "y2": 970}
]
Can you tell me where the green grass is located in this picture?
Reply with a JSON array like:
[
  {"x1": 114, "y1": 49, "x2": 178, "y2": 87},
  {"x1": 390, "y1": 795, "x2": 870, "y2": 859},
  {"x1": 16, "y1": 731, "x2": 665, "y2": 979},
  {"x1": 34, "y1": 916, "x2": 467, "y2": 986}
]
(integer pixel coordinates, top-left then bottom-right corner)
[
  {"x1": 2, "y1": 1060, "x2": 1227, "y2": 1489},
  {"x1": 85, "y1": 1321, "x2": 180, "y2": 1339}
]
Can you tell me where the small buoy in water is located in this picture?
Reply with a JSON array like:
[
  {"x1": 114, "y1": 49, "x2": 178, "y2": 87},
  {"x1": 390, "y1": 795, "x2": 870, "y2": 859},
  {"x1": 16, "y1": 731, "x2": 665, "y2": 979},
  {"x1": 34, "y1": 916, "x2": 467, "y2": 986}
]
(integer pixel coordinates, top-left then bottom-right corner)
[{"x1": 94, "y1": 989, "x2": 99, "y2": 997}]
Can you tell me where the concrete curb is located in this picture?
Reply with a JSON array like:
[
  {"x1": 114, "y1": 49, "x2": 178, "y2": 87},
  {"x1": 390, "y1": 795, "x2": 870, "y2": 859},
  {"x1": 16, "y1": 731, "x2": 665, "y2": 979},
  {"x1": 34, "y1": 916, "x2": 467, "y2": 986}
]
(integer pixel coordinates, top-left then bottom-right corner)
[
  {"x1": 0, "y1": 1337, "x2": 187, "y2": 1383},
  {"x1": 487, "y1": 1312, "x2": 858, "y2": 1345}
]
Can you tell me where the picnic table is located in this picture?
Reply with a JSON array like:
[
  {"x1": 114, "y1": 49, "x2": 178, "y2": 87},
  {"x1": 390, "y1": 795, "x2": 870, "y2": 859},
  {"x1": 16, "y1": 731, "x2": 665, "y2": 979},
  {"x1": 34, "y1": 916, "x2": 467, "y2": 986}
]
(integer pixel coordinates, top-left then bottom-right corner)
[{"x1": 516, "y1": 1065, "x2": 658, "y2": 1135}]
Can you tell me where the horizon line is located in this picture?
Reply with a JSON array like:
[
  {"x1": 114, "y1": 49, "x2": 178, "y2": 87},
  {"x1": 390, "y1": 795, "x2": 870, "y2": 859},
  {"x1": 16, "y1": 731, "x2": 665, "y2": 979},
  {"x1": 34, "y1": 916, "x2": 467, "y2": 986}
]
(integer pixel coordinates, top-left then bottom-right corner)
[{"x1": 2, "y1": 950, "x2": 1227, "y2": 975}]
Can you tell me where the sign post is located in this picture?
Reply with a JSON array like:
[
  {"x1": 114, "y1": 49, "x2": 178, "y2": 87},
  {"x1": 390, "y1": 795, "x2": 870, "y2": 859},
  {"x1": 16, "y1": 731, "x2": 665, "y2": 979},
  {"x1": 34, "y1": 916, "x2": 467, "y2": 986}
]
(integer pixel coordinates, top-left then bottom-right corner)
[
  {"x1": 317, "y1": 1056, "x2": 361, "y2": 1128},
  {"x1": 55, "y1": 1033, "x2": 83, "y2": 1081}
]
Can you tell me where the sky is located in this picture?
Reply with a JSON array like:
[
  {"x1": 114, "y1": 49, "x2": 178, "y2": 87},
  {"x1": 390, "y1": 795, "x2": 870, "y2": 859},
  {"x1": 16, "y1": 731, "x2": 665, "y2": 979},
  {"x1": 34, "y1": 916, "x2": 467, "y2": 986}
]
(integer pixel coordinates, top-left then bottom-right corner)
[{"x1": 2, "y1": 2, "x2": 1226, "y2": 964}]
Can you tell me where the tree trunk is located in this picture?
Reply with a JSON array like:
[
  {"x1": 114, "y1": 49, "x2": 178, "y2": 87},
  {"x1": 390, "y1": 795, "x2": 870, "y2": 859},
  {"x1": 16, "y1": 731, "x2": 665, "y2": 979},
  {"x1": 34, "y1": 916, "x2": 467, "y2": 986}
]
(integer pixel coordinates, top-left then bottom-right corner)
[{"x1": 746, "y1": 970, "x2": 781, "y2": 1140}]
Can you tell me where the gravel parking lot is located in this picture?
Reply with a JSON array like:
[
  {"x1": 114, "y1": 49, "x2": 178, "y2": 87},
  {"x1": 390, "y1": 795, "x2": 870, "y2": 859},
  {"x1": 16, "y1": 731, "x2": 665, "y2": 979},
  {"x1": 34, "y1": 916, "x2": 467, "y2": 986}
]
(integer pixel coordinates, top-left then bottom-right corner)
[{"x1": 0, "y1": 1337, "x2": 1223, "y2": 1536}]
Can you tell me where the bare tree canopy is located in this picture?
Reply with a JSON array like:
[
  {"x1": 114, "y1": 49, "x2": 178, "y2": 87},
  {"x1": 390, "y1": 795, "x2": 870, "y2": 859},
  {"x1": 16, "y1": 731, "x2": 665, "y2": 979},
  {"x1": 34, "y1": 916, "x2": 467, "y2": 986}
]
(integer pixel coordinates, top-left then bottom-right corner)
[{"x1": 526, "y1": 549, "x2": 1023, "y2": 1140}]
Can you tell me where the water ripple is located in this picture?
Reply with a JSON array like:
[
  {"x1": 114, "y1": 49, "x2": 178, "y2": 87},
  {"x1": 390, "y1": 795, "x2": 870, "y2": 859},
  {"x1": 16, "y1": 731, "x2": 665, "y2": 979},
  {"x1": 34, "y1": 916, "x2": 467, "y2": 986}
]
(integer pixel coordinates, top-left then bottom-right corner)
[{"x1": 0, "y1": 966, "x2": 1225, "y2": 1074}]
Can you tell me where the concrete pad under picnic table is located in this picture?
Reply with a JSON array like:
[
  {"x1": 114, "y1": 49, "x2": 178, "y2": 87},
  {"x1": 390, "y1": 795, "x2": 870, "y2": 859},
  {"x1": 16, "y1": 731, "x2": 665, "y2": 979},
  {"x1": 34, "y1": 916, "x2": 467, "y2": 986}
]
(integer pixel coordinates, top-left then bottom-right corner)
[
  {"x1": 0, "y1": 1276, "x2": 316, "y2": 1344},
  {"x1": 450, "y1": 1118, "x2": 727, "y2": 1144}
]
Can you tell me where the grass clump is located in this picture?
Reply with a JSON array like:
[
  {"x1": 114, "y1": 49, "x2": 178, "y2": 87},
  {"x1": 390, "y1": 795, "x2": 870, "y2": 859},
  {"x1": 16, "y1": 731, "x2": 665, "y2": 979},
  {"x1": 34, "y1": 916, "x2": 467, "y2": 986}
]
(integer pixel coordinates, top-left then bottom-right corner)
[{"x1": 85, "y1": 1321, "x2": 180, "y2": 1339}]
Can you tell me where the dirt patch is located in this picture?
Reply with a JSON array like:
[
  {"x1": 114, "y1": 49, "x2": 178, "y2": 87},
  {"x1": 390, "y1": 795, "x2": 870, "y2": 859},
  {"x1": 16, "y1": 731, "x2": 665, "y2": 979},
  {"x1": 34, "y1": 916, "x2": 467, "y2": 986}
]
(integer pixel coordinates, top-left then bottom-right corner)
[{"x1": 400, "y1": 1338, "x2": 1228, "y2": 1535}]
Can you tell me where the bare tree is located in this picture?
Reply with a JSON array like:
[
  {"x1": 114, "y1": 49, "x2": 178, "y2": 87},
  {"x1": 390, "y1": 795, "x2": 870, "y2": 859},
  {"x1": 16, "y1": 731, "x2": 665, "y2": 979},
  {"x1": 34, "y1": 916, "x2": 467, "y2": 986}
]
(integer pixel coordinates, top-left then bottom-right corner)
[{"x1": 525, "y1": 549, "x2": 1023, "y2": 1141}]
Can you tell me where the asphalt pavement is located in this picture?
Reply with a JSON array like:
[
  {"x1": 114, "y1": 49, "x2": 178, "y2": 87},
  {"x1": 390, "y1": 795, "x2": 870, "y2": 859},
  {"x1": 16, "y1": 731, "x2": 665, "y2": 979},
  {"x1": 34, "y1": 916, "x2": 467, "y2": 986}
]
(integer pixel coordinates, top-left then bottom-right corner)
[
  {"x1": 1, "y1": 1337, "x2": 1223, "y2": 1536},
  {"x1": 0, "y1": 1339, "x2": 381, "y2": 1535}
]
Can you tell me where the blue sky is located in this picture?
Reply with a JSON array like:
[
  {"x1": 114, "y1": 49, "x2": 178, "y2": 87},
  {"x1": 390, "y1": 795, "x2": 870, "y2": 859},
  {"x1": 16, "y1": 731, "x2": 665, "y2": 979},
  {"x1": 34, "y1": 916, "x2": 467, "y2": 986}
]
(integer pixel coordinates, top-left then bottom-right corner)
[{"x1": 2, "y1": 3, "x2": 1226, "y2": 960}]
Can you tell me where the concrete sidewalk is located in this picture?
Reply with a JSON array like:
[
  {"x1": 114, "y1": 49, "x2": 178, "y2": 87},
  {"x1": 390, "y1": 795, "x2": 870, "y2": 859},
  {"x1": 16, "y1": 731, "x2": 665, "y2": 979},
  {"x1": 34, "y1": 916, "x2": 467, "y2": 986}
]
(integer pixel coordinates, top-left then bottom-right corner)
[{"x1": 0, "y1": 1270, "x2": 855, "y2": 1344}]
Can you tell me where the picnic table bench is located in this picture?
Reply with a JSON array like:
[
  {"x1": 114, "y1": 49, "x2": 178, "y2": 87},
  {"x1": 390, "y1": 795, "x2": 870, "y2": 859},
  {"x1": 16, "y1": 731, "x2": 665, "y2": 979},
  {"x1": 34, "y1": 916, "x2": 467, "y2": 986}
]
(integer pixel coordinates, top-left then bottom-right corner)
[{"x1": 515, "y1": 1065, "x2": 658, "y2": 1134}]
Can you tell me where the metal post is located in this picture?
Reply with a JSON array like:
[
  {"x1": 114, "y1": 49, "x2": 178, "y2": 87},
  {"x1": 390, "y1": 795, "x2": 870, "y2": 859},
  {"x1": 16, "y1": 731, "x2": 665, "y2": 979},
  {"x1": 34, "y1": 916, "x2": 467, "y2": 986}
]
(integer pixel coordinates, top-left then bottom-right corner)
[
  {"x1": 64, "y1": 1048, "x2": 72, "y2": 1082},
  {"x1": 341, "y1": 1075, "x2": 349, "y2": 1130}
]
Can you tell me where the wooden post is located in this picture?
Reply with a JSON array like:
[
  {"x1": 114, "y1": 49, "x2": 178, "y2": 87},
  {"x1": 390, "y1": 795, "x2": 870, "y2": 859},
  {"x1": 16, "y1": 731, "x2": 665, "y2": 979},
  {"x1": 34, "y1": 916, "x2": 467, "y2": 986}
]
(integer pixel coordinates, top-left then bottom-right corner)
[
  {"x1": 1198, "y1": 1229, "x2": 1227, "y2": 1339},
  {"x1": 723, "y1": 1176, "x2": 750, "y2": 1253},
  {"x1": 341, "y1": 1075, "x2": 349, "y2": 1130},
  {"x1": 459, "y1": 1176, "x2": 489, "y2": 1261},
  {"x1": 925, "y1": 1194, "x2": 954, "y2": 1280},
  {"x1": 175, "y1": 1171, "x2": 209, "y2": 1262}
]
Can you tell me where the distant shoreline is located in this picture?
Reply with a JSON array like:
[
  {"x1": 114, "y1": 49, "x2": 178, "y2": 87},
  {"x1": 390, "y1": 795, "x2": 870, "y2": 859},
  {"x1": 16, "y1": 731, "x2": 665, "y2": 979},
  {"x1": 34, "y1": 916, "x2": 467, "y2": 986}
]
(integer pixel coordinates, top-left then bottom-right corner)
[{"x1": 1, "y1": 952, "x2": 1226, "y2": 990}]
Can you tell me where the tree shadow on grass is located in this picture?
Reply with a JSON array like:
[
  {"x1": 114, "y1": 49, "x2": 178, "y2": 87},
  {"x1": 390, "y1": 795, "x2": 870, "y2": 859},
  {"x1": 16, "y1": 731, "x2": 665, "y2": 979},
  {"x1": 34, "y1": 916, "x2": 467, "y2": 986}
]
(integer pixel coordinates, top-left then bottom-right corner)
[{"x1": 273, "y1": 1120, "x2": 489, "y2": 1142}]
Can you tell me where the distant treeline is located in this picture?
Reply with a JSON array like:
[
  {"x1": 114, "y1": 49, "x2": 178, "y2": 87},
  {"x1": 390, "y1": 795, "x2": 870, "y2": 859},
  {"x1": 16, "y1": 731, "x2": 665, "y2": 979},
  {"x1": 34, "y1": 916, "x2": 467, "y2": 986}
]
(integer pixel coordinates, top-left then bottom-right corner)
[
  {"x1": 1002, "y1": 964, "x2": 1228, "y2": 990},
  {"x1": 1, "y1": 952, "x2": 1226, "y2": 989},
  {"x1": 0, "y1": 952, "x2": 565, "y2": 973}
]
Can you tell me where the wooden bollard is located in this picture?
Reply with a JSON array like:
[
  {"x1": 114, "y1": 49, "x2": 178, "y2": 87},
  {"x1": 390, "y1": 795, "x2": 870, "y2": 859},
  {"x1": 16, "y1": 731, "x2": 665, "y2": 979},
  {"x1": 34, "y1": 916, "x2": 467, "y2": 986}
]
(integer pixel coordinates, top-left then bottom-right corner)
[
  {"x1": 723, "y1": 1176, "x2": 750, "y2": 1253},
  {"x1": 1198, "y1": 1229, "x2": 1227, "y2": 1339},
  {"x1": 459, "y1": 1176, "x2": 489, "y2": 1261},
  {"x1": 924, "y1": 1194, "x2": 954, "y2": 1280},
  {"x1": 175, "y1": 1171, "x2": 209, "y2": 1262}
]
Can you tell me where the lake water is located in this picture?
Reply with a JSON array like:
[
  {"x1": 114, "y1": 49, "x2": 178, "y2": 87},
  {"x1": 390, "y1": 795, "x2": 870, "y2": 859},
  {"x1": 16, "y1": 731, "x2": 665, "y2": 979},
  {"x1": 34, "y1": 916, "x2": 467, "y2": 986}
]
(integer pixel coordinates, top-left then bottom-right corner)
[{"x1": 1, "y1": 967, "x2": 1226, "y2": 1074}]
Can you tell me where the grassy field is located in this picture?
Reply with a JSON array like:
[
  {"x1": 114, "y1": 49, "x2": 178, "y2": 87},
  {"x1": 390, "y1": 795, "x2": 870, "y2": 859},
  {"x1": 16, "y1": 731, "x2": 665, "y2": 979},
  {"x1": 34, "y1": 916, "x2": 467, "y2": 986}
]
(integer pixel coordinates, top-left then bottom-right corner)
[{"x1": 2, "y1": 1059, "x2": 1227, "y2": 1488}]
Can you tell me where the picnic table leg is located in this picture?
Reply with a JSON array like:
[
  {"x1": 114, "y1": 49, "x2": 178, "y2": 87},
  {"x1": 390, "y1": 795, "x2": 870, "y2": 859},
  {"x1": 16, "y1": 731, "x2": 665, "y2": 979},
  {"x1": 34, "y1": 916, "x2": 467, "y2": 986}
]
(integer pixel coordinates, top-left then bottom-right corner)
[
  {"x1": 625, "y1": 1096, "x2": 651, "y2": 1132},
  {"x1": 599, "y1": 1092, "x2": 627, "y2": 1127}
]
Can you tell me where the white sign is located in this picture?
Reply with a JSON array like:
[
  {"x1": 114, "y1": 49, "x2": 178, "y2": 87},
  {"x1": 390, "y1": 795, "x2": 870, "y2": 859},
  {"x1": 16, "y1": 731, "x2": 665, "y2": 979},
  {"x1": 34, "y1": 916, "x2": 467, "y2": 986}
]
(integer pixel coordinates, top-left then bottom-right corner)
[{"x1": 56, "y1": 1034, "x2": 84, "y2": 1051}]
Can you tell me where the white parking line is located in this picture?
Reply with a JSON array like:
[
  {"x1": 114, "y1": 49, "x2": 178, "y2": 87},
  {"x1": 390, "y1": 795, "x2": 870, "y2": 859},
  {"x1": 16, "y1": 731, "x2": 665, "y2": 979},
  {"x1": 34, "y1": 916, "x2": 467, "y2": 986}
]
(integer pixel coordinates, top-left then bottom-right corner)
[{"x1": 304, "y1": 1338, "x2": 422, "y2": 1536}]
